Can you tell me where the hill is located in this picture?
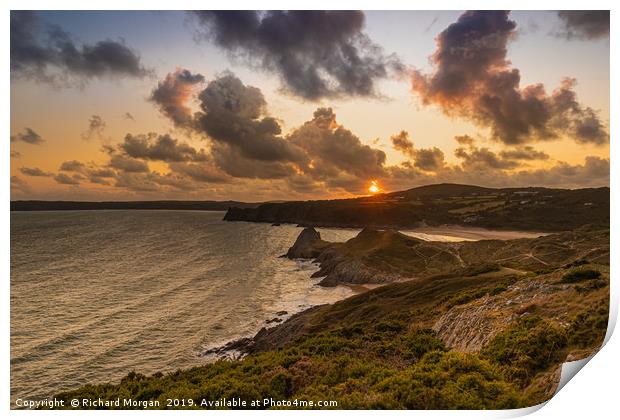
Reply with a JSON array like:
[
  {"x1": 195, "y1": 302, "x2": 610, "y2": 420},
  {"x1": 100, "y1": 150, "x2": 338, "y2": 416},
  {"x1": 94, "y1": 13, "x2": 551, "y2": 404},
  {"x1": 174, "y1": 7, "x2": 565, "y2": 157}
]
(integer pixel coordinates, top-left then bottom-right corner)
[{"x1": 224, "y1": 183, "x2": 609, "y2": 231}]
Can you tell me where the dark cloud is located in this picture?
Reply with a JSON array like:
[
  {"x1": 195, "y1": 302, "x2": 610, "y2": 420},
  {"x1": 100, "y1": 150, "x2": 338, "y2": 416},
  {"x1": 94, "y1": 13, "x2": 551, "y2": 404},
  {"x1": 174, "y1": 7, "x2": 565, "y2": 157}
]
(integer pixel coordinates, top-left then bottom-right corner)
[
  {"x1": 411, "y1": 11, "x2": 609, "y2": 145},
  {"x1": 288, "y1": 108, "x2": 386, "y2": 181},
  {"x1": 557, "y1": 11, "x2": 610, "y2": 40},
  {"x1": 123, "y1": 112, "x2": 135, "y2": 121},
  {"x1": 195, "y1": 73, "x2": 307, "y2": 166},
  {"x1": 11, "y1": 150, "x2": 22, "y2": 158},
  {"x1": 11, "y1": 11, "x2": 148, "y2": 83},
  {"x1": 20, "y1": 167, "x2": 52, "y2": 177},
  {"x1": 11, "y1": 128, "x2": 45, "y2": 145},
  {"x1": 119, "y1": 133, "x2": 208, "y2": 162},
  {"x1": 455, "y1": 146, "x2": 519, "y2": 170},
  {"x1": 54, "y1": 173, "x2": 80, "y2": 185},
  {"x1": 59, "y1": 160, "x2": 86, "y2": 172},
  {"x1": 168, "y1": 162, "x2": 230, "y2": 183},
  {"x1": 390, "y1": 130, "x2": 445, "y2": 172},
  {"x1": 499, "y1": 146, "x2": 549, "y2": 161},
  {"x1": 191, "y1": 11, "x2": 403, "y2": 100},
  {"x1": 390, "y1": 130, "x2": 415, "y2": 157},
  {"x1": 152, "y1": 70, "x2": 388, "y2": 186},
  {"x1": 60, "y1": 160, "x2": 118, "y2": 184},
  {"x1": 414, "y1": 147, "x2": 446, "y2": 172},
  {"x1": 90, "y1": 168, "x2": 116, "y2": 178},
  {"x1": 81, "y1": 115, "x2": 106, "y2": 140},
  {"x1": 109, "y1": 155, "x2": 149, "y2": 173},
  {"x1": 210, "y1": 144, "x2": 298, "y2": 180},
  {"x1": 88, "y1": 176, "x2": 110, "y2": 185},
  {"x1": 150, "y1": 68, "x2": 205, "y2": 126}
]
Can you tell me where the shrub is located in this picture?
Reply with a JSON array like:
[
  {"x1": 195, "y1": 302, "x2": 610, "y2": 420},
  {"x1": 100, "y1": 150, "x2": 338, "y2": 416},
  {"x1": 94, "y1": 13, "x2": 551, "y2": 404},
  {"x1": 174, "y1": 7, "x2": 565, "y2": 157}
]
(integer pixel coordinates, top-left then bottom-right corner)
[
  {"x1": 567, "y1": 302, "x2": 609, "y2": 349},
  {"x1": 481, "y1": 316, "x2": 567, "y2": 385},
  {"x1": 560, "y1": 269, "x2": 601, "y2": 284}
]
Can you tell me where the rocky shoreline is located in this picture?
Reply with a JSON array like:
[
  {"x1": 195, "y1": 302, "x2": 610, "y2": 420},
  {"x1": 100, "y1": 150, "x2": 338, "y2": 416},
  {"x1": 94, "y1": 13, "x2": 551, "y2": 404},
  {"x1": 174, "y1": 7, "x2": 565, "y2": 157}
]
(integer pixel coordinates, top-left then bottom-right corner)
[
  {"x1": 200, "y1": 225, "x2": 610, "y2": 365},
  {"x1": 200, "y1": 305, "x2": 326, "y2": 359}
]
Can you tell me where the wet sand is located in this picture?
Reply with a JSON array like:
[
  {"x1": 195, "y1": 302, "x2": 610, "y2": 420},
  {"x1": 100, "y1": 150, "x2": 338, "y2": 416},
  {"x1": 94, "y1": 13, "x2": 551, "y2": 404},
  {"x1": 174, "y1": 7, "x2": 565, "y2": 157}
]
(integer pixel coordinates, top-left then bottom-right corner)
[{"x1": 401, "y1": 225, "x2": 550, "y2": 241}]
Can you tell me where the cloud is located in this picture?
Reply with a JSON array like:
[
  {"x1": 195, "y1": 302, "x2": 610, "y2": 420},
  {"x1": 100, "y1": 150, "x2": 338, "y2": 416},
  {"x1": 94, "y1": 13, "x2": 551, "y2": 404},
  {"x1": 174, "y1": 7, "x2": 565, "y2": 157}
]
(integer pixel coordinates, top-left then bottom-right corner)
[
  {"x1": 145, "y1": 70, "x2": 610, "y2": 196},
  {"x1": 191, "y1": 11, "x2": 403, "y2": 100},
  {"x1": 11, "y1": 11, "x2": 148, "y2": 83},
  {"x1": 90, "y1": 168, "x2": 116, "y2": 178},
  {"x1": 11, "y1": 128, "x2": 45, "y2": 145},
  {"x1": 390, "y1": 130, "x2": 445, "y2": 172},
  {"x1": 411, "y1": 11, "x2": 609, "y2": 145},
  {"x1": 194, "y1": 73, "x2": 307, "y2": 166},
  {"x1": 288, "y1": 108, "x2": 386, "y2": 181},
  {"x1": 390, "y1": 130, "x2": 415, "y2": 157},
  {"x1": 20, "y1": 167, "x2": 52, "y2": 177},
  {"x1": 152, "y1": 70, "x2": 388, "y2": 187},
  {"x1": 123, "y1": 112, "x2": 135, "y2": 121},
  {"x1": 454, "y1": 135, "x2": 475, "y2": 146},
  {"x1": 209, "y1": 144, "x2": 298, "y2": 180},
  {"x1": 508, "y1": 156, "x2": 609, "y2": 188},
  {"x1": 54, "y1": 173, "x2": 80, "y2": 185},
  {"x1": 60, "y1": 160, "x2": 118, "y2": 181},
  {"x1": 119, "y1": 133, "x2": 209, "y2": 162},
  {"x1": 150, "y1": 68, "x2": 205, "y2": 126},
  {"x1": 414, "y1": 147, "x2": 446, "y2": 172},
  {"x1": 168, "y1": 162, "x2": 230, "y2": 183},
  {"x1": 108, "y1": 155, "x2": 149, "y2": 173},
  {"x1": 59, "y1": 160, "x2": 86, "y2": 172},
  {"x1": 455, "y1": 146, "x2": 521, "y2": 170},
  {"x1": 113, "y1": 171, "x2": 199, "y2": 193},
  {"x1": 81, "y1": 115, "x2": 106, "y2": 140},
  {"x1": 11, "y1": 176, "x2": 31, "y2": 194},
  {"x1": 499, "y1": 146, "x2": 549, "y2": 161},
  {"x1": 556, "y1": 11, "x2": 610, "y2": 40},
  {"x1": 11, "y1": 150, "x2": 21, "y2": 158}
]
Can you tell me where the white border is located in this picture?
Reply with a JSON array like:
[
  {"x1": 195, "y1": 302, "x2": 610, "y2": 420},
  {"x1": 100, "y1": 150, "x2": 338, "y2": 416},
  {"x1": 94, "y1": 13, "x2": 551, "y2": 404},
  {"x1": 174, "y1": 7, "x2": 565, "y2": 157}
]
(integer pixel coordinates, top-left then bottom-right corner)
[{"x1": 3, "y1": 1, "x2": 617, "y2": 419}]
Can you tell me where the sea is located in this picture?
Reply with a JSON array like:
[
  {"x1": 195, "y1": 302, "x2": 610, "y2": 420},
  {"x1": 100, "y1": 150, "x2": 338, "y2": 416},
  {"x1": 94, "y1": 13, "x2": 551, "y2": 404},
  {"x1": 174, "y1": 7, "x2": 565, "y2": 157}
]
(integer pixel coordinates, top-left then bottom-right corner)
[{"x1": 10, "y1": 210, "x2": 539, "y2": 403}]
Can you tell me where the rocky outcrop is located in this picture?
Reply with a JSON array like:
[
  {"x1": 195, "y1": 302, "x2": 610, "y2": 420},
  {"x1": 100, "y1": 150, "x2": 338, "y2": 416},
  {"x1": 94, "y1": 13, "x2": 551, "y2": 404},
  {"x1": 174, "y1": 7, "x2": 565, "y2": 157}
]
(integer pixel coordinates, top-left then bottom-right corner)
[
  {"x1": 286, "y1": 227, "x2": 327, "y2": 259},
  {"x1": 312, "y1": 255, "x2": 403, "y2": 287},
  {"x1": 433, "y1": 278, "x2": 562, "y2": 352}
]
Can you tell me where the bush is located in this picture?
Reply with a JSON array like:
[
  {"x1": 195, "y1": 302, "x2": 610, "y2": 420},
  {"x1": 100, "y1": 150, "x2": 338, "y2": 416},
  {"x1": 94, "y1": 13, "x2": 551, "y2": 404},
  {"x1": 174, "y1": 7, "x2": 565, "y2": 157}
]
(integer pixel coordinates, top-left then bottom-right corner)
[
  {"x1": 481, "y1": 316, "x2": 567, "y2": 385},
  {"x1": 560, "y1": 269, "x2": 601, "y2": 284},
  {"x1": 567, "y1": 302, "x2": 608, "y2": 349}
]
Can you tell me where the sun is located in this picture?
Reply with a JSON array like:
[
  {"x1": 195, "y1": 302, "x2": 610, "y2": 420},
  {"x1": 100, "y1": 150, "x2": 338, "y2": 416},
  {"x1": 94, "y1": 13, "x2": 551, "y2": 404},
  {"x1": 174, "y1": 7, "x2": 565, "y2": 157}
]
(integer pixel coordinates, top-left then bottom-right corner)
[{"x1": 368, "y1": 180, "x2": 380, "y2": 194}]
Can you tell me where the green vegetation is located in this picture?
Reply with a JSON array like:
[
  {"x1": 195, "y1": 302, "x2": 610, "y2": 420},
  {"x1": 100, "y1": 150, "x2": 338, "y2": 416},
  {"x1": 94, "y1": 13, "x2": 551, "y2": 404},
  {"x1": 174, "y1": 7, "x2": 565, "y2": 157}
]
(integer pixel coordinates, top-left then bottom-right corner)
[
  {"x1": 481, "y1": 316, "x2": 567, "y2": 386},
  {"x1": 442, "y1": 277, "x2": 513, "y2": 308},
  {"x1": 560, "y1": 269, "x2": 601, "y2": 283},
  {"x1": 567, "y1": 301, "x2": 609, "y2": 349}
]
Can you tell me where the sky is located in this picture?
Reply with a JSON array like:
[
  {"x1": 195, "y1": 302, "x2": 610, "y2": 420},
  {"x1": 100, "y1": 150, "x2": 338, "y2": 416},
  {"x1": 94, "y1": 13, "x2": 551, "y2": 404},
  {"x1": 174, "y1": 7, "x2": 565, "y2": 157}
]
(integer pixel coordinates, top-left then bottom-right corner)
[{"x1": 10, "y1": 10, "x2": 610, "y2": 201}]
